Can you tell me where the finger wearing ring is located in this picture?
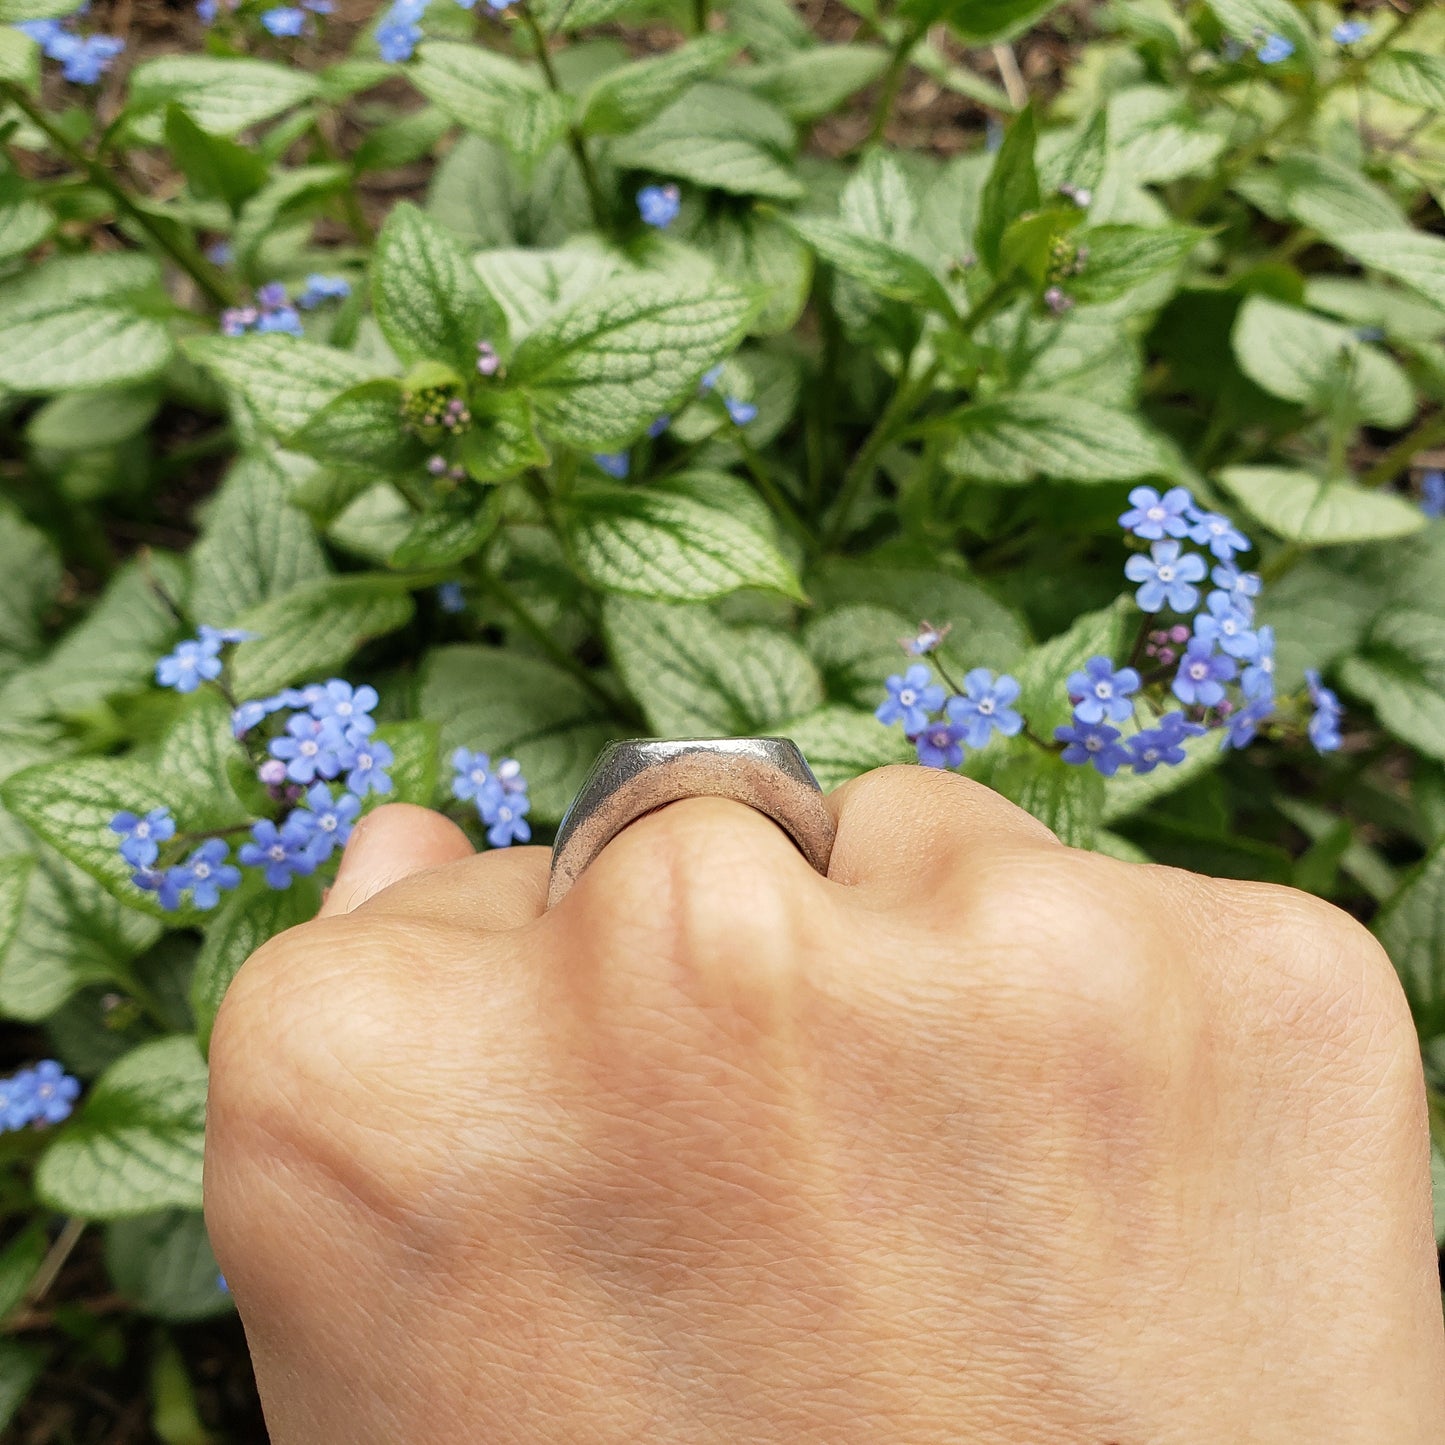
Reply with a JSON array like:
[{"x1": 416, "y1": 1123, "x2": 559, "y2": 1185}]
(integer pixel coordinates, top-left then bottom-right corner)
[{"x1": 547, "y1": 737, "x2": 834, "y2": 908}]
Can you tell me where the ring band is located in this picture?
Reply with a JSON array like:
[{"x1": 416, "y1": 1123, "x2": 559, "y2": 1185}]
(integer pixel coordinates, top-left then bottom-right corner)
[{"x1": 547, "y1": 737, "x2": 835, "y2": 908}]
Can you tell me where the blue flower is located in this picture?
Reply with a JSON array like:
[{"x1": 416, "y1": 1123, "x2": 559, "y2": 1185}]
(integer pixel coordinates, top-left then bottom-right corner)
[
  {"x1": 1241, "y1": 624, "x2": 1276, "y2": 700},
  {"x1": 876, "y1": 664, "x2": 946, "y2": 734},
  {"x1": 1210, "y1": 563, "x2": 1261, "y2": 605},
  {"x1": 1332, "y1": 19, "x2": 1368, "y2": 44},
  {"x1": 1127, "y1": 712, "x2": 1204, "y2": 773},
  {"x1": 345, "y1": 737, "x2": 394, "y2": 798},
  {"x1": 1421, "y1": 470, "x2": 1445, "y2": 519},
  {"x1": 1306, "y1": 669, "x2": 1343, "y2": 753},
  {"x1": 1192, "y1": 591, "x2": 1259, "y2": 659},
  {"x1": 63, "y1": 33, "x2": 125, "y2": 83},
  {"x1": 1055, "y1": 718, "x2": 1130, "y2": 776},
  {"x1": 109, "y1": 807, "x2": 175, "y2": 869},
  {"x1": 945, "y1": 668, "x2": 1024, "y2": 746},
  {"x1": 269, "y1": 713, "x2": 343, "y2": 784},
  {"x1": 240, "y1": 817, "x2": 322, "y2": 889},
  {"x1": 156, "y1": 637, "x2": 222, "y2": 693},
  {"x1": 24, "y1": 1060, "x2": 80, "y2": 1126},
  {"x1": 261, "y1": 5, "x2": 306, "y2": 34},
  {"x1": 309, "y1": 679, "x2": 377, "y2": 734},
  {"x1": 295, "y1": 783, "x2": 361, "y2": 862},
  {"x1": 436, "y1": 581, "x2": 466, "y2": 614},
  {"x1": 724, "y1": 396, "x2": 758, "y2": 426},
  {"x1": 1188, "y1": 510, "x2": 1251, "y2": 562},
  {"x1": 296, "y1": 274, "x2": 350, "y2": 309},
  {"x1": 593, "y1": 451, "x2": 629, "y2": 479},
  {"x1": 232, "y1": 692, "x2": 291, "y2": 735},
  {"x1": 132, "y1": 864, "x2": 192, "y2": 912},
  {"x1": 480, "y1": 790, "x2": 530, "y2": 847},
  {"x1": 451, "y1": 748, "x2": 500, "y2": 807},
  {"x1": 637, "y1": 183, "x2": 681, "y2": 229},
  {"x1": 1118, "y1": 485, "x2": 1193, "y2": 541},
  {"x1": 1171, "y1": 638, "x2": 1237, "y2": 706},
  {"x1": 1256, "y1": 32, "x2": 1294, "y2": 64},
  {"x1": 0, "y1": 1070, "x2": 37, "y2": 1131},
  {"x1": 376, "y1": 9, "x2": 420, "y2": 60},
  {"x1": 15, "y1": 18, "x2": 66, "y2": 46},
  {"x1": 699, "y1": 365, "x2": 724, "y2": 393},
  {"x1": 647, "y1": 415, "x2": 670, "y2": 438},
  {"x1": 1124, "y1": 540, "x2": 1207, "y2": 613},
  {"x1": 1064, "y1": 656, "x2": 1139, "y2": 725},
  {"x1": 1222, "y1": 696, "x2": 1275, "y2": 751},
  {"x1": 915, "y1": 720, "x2": 966, "y2": 769},
  {"x1": 180, "y1": 839, "x2": 241, "y2": 910},
  {"x1": 255, "y1": 306, "x2": 303, "y2": 336}
]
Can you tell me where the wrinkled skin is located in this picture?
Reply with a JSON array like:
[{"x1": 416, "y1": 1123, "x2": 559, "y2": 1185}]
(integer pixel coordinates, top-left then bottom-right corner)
[{"x1": 205, "y1": 768, "x2": 1445, "y2": 1442}]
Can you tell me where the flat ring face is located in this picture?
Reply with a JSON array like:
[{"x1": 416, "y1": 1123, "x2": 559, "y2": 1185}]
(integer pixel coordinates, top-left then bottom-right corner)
[{"x1": 546, "y1": 737, "x2": 835, "y2": 908}]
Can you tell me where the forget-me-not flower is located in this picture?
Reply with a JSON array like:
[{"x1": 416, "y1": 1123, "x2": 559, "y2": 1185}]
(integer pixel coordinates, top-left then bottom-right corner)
[
  {"x1": 23, "y1": 1061, "x2": 80, "y2": 1126},
  {"x1": 1125, "y1": 540, "x2": 1207, "y2": 613},
  {"x1": 876, "y1": 664, "x2": 946, "y2": 734},
  {"x1": 180, "y1": 839, "x2": 242, "y2": 910},
  {"x1": 295, "y1": 783, "x2": 360, "y2": 862},
  {"x1": 1172, "y1": 638, "x2": 1236, "y2": 706},
  {"x1": 296, "y1": 274, "x2": 351, "y2": 309},
  {"x1": 637, "y1": 183, "x2": 681, "y2": 229},
  {"x1": 1189, "y1": 510, "x2": 1251, "y2": 562},
  {"x1": 1421, "y1": 470, "x2": 1445, "y2": 519},
  {"x1": 1241, "y1": 624, "x2": 1276, "y2": 700},
  {"x1": 1118, "y1": 485, "x2": 1193, "y2": 541},
  {"x1": 156, "y1": 637, "x2": 223, "y2": 693},
  {"x1": 1306, "y1": 669, "x2": 1343, "y2": 753},
  {"x1": 1065, "y1": 656, "x2": 1139, "y2": 725},
  {"x1": 1332, "y1": 19, "x2": 1368, "y2": 44},
  {"x1": 1222, "y1": 696, "x2": 1275, "y2": 751},
  {"x1": 241, "y1": 817, "x2": 322, "y2": 889},
  {"x1": 346, "y1": 737, "x2": 394, "y2": 798},
  {"x1": 110, "y1": 807, "x2": 176, "y2": 869},
  {"x1": 1210, "y1": 563, "x2": 1261, "y2": 606},
  {"x1": 269, "y1": 713, "x2": 343, "y2": 784},
  {"x1": 915, "y1": 721, "x2": 966, "y2": 769},
  {"x1": 593, "y1": 452, "x2": 630, "y2": 479},
  {"x1": 946, "y1": 669, "x2": 1024, "y2": 746},
  {"x1": 1127, "y1": 712, "x2": 1204, "y2": 773},
  {"x1": 261, "y1": 6, "x2": 306, "y2": 34},
  {"x1": 1256, "y1": 33, "x2": 1294, "y2": 64},
  {"x1": 1055, "y1": 718, "x2": 1130, "y2": 776},
  {"x1": 1192, "y1": 592, "x2": 1259, "y2": 659}
]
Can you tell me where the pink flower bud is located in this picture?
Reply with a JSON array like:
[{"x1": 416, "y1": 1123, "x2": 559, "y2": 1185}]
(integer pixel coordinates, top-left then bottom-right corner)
[
  {"x1": 258, "y1": 759, "x2": 287, "y2": 787},
  {"x1": 1169, "y1": 624, "x2": 1191, "y2": 644}
]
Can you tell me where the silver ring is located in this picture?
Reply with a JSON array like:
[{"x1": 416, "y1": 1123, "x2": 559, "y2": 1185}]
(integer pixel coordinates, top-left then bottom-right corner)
[{"x1": 547, "y1": 737, "x2": 835, "y2": 908}]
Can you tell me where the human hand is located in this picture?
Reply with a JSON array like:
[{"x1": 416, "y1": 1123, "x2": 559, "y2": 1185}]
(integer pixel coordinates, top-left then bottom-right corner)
[{"x1": 204, "y1": 768, "x2": 1445, "y2": 1442}]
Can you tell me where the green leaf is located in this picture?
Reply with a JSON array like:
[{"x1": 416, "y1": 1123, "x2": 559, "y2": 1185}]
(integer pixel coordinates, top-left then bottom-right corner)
[
  {"x1": 975, "y1": 106, "x2": 1039, "y2": 271},
  {"x1": 419, "y1": 645, "x2": 614, "y2": 823},
  {"x1": 0, "y1": 501, "x2": 60, "y2": 666},
  {"x1": 531, "y1": 0, "x2": 632, "y2": 28},
  {"x1": 231, "y1": 163, "x2": 349, "y2": 267},
  {"x1": 390, "y1": 491, "x2": 502, "y2": 570},
  {"x1": 183, "y1": 334, "x2": 375, "y2": 438},
  {"x1": 371, "y1": 719, "x2": 440, "y2": 807},
  {"x1": 191, "y1": 878, "x2": 320, "y2": 1055},
  {"x1": 163, "y1": 105, "x2": 267, "y2": 213},
  {"x1": 785, "y1": 213, "x2": 956, "y2": 317},
  {"x1": 473, "y1": 247, "x2": 624, "y2": 341},
  {"x1": 0, "y1": 252, "x2": 159, "y2": 325},
  {"x1": 1215, "y1": 466, "x2": 1426, "y2": 547},
  {"x1": 188, "y1": 454, "x2": 329, "y2": 628},
  {"x1": 286, "y1": 379, "x2": 425, "y2": 474},
  {"x1": 604, "y1": 597, "x2": 824, "y2": 737},
  {"x1": 0, "y1": 1224, "x2": 45, "y2": 1321},
  {"x1": 1206, "y1": 0, "x2": 1314, "y2": 63},
  {"x1": 1336, "y1": 230, "x2": 1445, "y2": 311},
  {"x1": 0, "y1": 854, "x2": 31, "y2": 977},
  {"x1": 410, "y1": 42, "x2": 568, "y2": 170},
  {"x1": 1231, "y1": 296, "x2": 1413, "y2": 427},
  {"x1": 1106, "y1": 86, "x2": 1225, "y2": 184},
  {"x1": 970, "y1": 749, "x2": 1105, "y2": 849},
  {"x1": 610, "y1": 85, "x2": 804, "y2": 201},
  {"x1": 1368, "y1": 50, "x2": 1445, "y2": 112},
  {"x1": 688, "y1": 209, "x2": 812, "y2": 336},
  {"x1": 372, "y1": 203, "x2": 507, "y2": 373},
  {"x1": 0, "y1": 197, "x2": 52, "y2": 262},
  {"x1": 0, "y1": 307, "x2": 172, "y2": 392},
  {"x1": 930, "y1": 0, "x2": 1066, "y2": 43},
  {"x1": 1037, "y1": 109, "x2": 1108, "y2": 194},
  {"x1": 26, "y1": 386, "x2": 161, "y2": 453},
  {"x1": 734, "y1": 45, "x2": 890, "y2": 122},
  {"x1": 569, "y1": 479, "x2": 802, "y2": 601},
  {"x1": 227, "y1": 576, "x2": 416, "y2": 697},
  {"x1": 943, "y1": 394, "x2": 1167, "y2": 485},
  {"x1": 779, "y1": 703, "x2": 912, "y2": 790},
  {"x1": 457, "y1": 393, "x2": 550, "y2": 481},
  {"x1": 36, "y1": 1036, "x2": 207, "y2": 1219},
  {"x1": 510, "y1": 274, "x2": 753, "y2": 448},
  {"x1": 1070, "y1": 224, "x2": 1203, "y2": 303},
  {"x1": 0, "y1": 26, "x2": 39, "y2": 88},
  {"x1": 1375, "y1": 838, "x2": 1445, "y2": 1039},
  {"x1": 151, "y1": 694, "x2": 250, "y2": 833},
  {"x1": 0, "y1": 848, "x2": 161, "y2": 1022},
  {"x1": 0, "y1": 1340, "x2": 45, "y2": 1434},
  {"x1": 579, "y1": 34, "x2": 739, "y2": 136},
  {"x1": 1235, "y1": 152, "x2": 1409, "y2": 245},
  {"x1": 1340, "y1": 611, "x2": 1445, "y2": 764},
  {"x1": 128, "y1": 55, "x2": 321, "y2": 137},
  {"x1": 105, "y1": 1211, "x2": 231, "y2": 1322}
]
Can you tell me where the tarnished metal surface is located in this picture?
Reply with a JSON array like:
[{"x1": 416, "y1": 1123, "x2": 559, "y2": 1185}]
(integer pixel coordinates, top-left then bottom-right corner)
[{"x1": 547, "y1": 737, "x2": 834, "y2": 908}]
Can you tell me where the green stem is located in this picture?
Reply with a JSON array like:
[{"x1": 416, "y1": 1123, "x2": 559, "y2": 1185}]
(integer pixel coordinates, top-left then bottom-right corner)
[
  {"x1": 518, "y1": 4, "x2": 607, "y2": 229},
  {"x1": 474, "y1": 564, "x2": 639, "y2": 724},
  {"x1": 1, "y1": 81, "x2": 236, "y2": 309},
  {"x1": 690, "y1": 0, "x2": 707, "y2": 34},
  {"x1": 868, "y1": 18, "x2": 926, "y2": 147},
  {"x1": 1362, "y1": 409, "x2": 1445, "y2": 489}
]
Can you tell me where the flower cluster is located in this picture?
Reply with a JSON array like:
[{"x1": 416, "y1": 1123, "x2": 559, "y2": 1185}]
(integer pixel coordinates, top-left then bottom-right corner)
[
  {"x1": 0, "y1": 1061, "x2": 81, "y2": 1133},
  {"x1": 156, "y1": 625, "x2": 256, "y2": 693},
  {"x1": 876, "y1": 486, "x2": 1342, "y2": 781},
  {"x1": 220, "y1": 276, "x2": 348, "y2": 337},
  {"x1": 376, "y1": 0, "x2": 508, "y2": 64},
  {"x1": 15, "y1": 11, "x2": 124, "y2": 85},
  {"x1": 450, "y1": 749, "x2": 531, "y2": 847}
]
